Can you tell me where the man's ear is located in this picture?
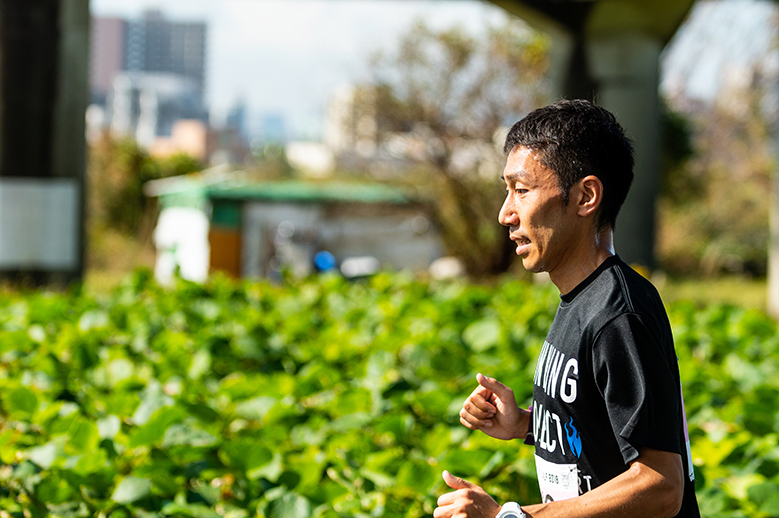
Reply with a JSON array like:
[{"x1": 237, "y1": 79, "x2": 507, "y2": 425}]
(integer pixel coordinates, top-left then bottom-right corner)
[{"x1": 576, "y1": 175, "x2": 603, "y2": 218}]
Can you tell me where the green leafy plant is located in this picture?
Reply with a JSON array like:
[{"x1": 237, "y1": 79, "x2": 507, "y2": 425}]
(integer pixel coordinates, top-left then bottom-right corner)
[{"x1": 0, "y1": 271, "x2": 776, "y2": 517}]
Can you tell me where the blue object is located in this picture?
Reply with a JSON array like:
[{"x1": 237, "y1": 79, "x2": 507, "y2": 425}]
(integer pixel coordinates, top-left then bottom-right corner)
[
  {"x1": 565, "y1": 417, "x2": 582, "y2": 458},
  {"x1": 315, "y1": 251, "x2": 337, "y2": 272}
]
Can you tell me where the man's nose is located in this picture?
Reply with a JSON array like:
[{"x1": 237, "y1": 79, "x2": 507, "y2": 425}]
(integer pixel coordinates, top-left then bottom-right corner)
[{"x1": 498, "y1": 196, "x2": 517, "y2": 227}]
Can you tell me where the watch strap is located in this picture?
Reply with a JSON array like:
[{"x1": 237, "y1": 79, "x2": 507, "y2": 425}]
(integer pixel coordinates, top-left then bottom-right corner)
[
  {"x1": 524, "y1": 406, "x2": 535, "y2": 445},
  {"x1": 496, "y1": 501, "x2": 526, "y2": 518}
]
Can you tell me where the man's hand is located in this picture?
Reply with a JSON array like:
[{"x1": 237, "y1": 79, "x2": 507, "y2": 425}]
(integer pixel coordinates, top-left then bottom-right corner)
[
  {"x1": 459, "y1": 373, "x2": 528, "y2": 441},
  {"x1": 434, "y1": 471, "x2": 501, "y2": 518}
]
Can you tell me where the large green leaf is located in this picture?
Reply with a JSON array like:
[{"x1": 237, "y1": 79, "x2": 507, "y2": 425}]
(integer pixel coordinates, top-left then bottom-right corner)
[
  {"x1": 161, "y1": 421, "x2": 218, "y2": 448},
  {"x1": 266, "y1": 492, "x2": 312, "y2": 518},
  {"x1": 128, "y1": 406, "x2": 187, "y2": 448},
  {"x1": 234, "y1": 396, "x2": 277, "y2": 421},
  {"x1": 747, "y1": 483, "x2": 779, "y2": 515},
  {"x1": 132, "y1": 386, "x2": 176, "y2": 426},
  {"x1": 218, "y1": 439, "x2": 274, "y2": 475},
  {"x1": 111, "y1": 476, "x2": 152, "y2": 504},
  {"x1": 328, "y1": 412, "x2": 372, "y2": 432},
  {"x1": 4, "y1": 386, "x2": 38, "y2": 416},
  {"x1": 35, "y1": 475, "x2": 74, "y2": 504},
  {"x1": 66, "y1": 418, "x2": 101, "y2": 454},
  {"x1": 462, "y1": 318, "x2": 501, "y2": 352},
  {"x1": 27, "y1": 440, "x2": 65, "y2": 469},
  {"x1": 71, "y1": 448, "x2": 109, "y2": 476},
  {"x1": 395, "y1": 460, "x2": 438, "y2": 493},
  {"x1": 441, "y1": 449, "x2": 494, "y2": 476},
  {"x1": 188, "y1": 349, "x2": 212, "y2": 380},
  {"x1": 97, "y1": 415, "x2": 121, "y2": 439},
  {"x1": 161, "y1": 501, "x2": 221, "y2": 518}
]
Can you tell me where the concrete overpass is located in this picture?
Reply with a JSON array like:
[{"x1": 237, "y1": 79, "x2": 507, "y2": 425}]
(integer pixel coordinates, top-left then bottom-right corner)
[{"x1": 0, "y1": 0, "x2": 696, "y2": 283}]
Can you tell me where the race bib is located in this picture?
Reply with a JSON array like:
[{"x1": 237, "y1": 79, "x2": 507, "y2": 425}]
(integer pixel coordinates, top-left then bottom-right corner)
[{"x1": 535, "y1": 455, "x2": 578, "y2": 503}]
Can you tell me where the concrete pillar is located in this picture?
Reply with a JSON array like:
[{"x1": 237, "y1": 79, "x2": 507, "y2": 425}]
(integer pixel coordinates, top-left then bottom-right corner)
[
  {"x1": 0, "y1": 0, "x2": 88, "y2": 285},
  {"x1": 537, "y1": 23, "x2": 577, "y2": 102},
  {"x1": 587, "y1": 34, "x2": 662, "y2": 268}
]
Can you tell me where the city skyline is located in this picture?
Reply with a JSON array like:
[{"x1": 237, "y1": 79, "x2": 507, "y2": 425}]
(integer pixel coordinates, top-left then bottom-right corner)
[
  {"x1": 91, "y1": 10, "x2": 210, "y2": 148},
  {"x1": 90, "y1": 0, "x2": 511, "y2": 141},
  {"x1": 90, "y1": 0, "x2": 774, "y2": 142}
]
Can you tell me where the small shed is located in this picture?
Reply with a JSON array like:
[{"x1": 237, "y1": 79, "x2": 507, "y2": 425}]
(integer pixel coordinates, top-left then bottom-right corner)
[{"x1": 145, "y1": 169, "x2": 444, "y2": 283}]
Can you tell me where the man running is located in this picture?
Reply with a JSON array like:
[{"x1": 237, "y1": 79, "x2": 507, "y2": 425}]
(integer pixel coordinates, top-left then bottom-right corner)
[{"x1": 435, "y1": 100, "x2": 700, "y2": 518}]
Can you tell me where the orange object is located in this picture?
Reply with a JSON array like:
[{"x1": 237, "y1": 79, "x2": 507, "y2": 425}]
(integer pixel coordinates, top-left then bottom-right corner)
[{"x1": 209, "y1": 228, "x2": 241, "y2": 278}]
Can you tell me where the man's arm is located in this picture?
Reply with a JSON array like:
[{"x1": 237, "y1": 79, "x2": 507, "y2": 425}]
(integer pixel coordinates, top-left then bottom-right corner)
[
  {"x1": 522, "y1": 447, "x2": 685, "y2": 518},
  {"x1": 434, "y1": 447, "x2": 684, "y2": 518}
]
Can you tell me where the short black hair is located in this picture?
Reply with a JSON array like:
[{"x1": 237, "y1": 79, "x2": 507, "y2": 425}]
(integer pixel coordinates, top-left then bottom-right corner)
[{"x1": 503, "y1": 99, "x2": 634, "y2": 230}]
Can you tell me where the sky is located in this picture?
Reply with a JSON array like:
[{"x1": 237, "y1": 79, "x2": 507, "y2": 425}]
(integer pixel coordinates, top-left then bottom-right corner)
[
  {"x1": 91, "y1": 0, "x2": 777, "y2": 141},
  {"x1": 661, "y1": 0, "x2": 776, "y2": 103},
  {"x1": 90, "y1": 0, "x2": 511, "y2": 141}
]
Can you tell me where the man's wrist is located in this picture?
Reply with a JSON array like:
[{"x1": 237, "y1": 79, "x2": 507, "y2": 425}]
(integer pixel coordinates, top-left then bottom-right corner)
[
  {"x1": 517, "y1": 407, "x2": 534, "y2": 444},
  {"x1": 496, "y1": 501, "x2": 526, "y2": 518}
]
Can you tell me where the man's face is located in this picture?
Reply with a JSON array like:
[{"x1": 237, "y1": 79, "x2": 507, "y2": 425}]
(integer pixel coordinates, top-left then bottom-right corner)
[{"x1": 498, "y1": 146, "x2": 580, "y2": 274}]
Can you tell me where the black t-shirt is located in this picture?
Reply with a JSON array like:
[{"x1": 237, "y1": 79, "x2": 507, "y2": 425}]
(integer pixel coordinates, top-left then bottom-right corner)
[{"x1": 531, "y1": 256, "x2": 700, "y2": 516}]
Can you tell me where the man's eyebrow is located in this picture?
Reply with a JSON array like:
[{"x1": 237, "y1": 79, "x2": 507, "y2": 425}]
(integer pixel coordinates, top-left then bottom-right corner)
[{"x1": 501, "y1": 171, "x2": 524, "y2": 182}]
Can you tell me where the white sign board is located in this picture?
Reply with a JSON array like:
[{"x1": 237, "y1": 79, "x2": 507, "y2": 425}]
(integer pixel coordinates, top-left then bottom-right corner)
[
  {"x1": 0, "y1": 178, "x2": 80, "y2": 269},
  {"x1": 153, "y1": 206, "x2": 209, "y2": 284}
]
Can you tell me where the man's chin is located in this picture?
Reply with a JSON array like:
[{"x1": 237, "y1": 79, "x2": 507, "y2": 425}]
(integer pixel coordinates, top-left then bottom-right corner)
[{"x1": 521, "y1": 257, "x2": 544, "y2": 274}]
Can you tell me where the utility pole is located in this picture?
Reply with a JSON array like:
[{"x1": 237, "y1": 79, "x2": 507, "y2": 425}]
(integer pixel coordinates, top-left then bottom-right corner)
[{"x1": 0, "y1": 0, "x2": 89, "y2": 285}]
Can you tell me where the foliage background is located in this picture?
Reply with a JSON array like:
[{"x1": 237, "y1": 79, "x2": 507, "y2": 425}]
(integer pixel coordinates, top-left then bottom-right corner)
[
  {"x1": 81, "y1": 16, "x2": 778, "y2": 287},
  {"x1": 86, "y1": 137, "x2": 203, "y2": 288},
  {"x1": 350, "y1": 18, "x2": 549, "y2": 278},
  {"x1": 1, "y1": 272, "x2": 777, "y2": 517},
  {"x1": 657, "y1": 97, "x2": 774, "y2": 278}
]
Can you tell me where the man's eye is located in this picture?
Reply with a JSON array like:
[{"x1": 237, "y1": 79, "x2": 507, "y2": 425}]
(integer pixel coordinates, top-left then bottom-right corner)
[{"x1": 505, "y1": 187, "x2": 527, "y2": 195}]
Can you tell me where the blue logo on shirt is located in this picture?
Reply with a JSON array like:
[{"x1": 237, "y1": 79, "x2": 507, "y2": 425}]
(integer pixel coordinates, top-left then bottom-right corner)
[{"x1": 565, "y1": 417, "x2": 582, "y2": 458}]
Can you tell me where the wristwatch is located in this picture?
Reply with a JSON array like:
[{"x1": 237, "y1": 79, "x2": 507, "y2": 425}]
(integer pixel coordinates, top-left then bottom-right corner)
[{"x1": 496, "y1": 502, "x2": 526, "y2": 518}]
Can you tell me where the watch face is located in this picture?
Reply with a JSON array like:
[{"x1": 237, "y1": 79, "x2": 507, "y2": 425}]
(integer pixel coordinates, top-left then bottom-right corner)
[{"x1": 498, "y1": 503, "x2": 524, "y2": 518}]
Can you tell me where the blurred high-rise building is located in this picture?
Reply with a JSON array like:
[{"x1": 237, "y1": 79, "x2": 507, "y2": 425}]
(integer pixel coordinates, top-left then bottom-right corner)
[
  {"x1": 89, "y1": 9, "x2": 208, "y2": 148},
  {"x1": 259, "y1": 113, "x2": 287, "y2": 144},
  {"x1": 226, "y1": 100, "x2": 249, "y2": 143},
  {"x1": 91, "y1": 9, "x2": 206, "y2": 102},
  {"x1": 90, "y1": 17, "x2": 127, "y2": 105},
  {"x1": 124, "y1": 9, "x2": 207, "y2": 98}
]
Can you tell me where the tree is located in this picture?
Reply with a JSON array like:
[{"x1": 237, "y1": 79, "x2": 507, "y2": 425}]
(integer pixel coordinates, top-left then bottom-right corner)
[
  {"x1": 89, "y1": 136, "x2": 203, "y2": 235},
  {"x1": 658, "y1": 90, "x2": 773, "y2": 278},
  {"x1": 86, "y1": 136, "x2": 203, "y2": 278},
  {"x1": 359, "y1": 18, "x2": 549, "y2": 277}
]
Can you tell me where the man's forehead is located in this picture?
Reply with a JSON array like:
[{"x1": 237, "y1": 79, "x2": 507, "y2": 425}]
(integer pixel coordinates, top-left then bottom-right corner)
[{"x1": 502, "y1": 146, "x2": 544, "y2": 180}]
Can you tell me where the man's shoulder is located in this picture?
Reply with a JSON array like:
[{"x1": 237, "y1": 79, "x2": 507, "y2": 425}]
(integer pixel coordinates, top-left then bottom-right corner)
[
  {"x1": 558, "y1": 256, "x2": 668, "y2": 334},
  {"x1": 607, "y1": 258, "x2": 667, "y2": 316},
  {"x1": 587, "y1": 256, "x2": 663, "y2": 307}
]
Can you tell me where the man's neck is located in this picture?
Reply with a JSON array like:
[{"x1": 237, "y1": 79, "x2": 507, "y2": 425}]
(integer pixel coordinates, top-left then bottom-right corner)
[{"x1": 548, "y1": 229, "x2": 615, "y2": 296}]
